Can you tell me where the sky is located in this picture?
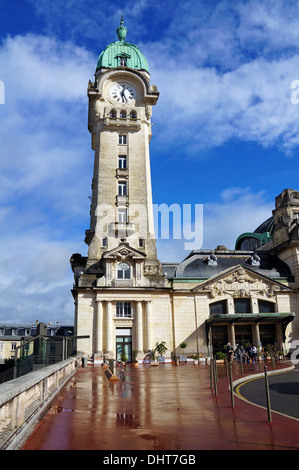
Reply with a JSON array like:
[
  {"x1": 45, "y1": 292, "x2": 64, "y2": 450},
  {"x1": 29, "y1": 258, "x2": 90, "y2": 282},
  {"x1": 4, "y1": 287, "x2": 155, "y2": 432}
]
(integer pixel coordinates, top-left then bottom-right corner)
[{"x1": 1, "y1": 0, "x2": 299, "y2": 324}]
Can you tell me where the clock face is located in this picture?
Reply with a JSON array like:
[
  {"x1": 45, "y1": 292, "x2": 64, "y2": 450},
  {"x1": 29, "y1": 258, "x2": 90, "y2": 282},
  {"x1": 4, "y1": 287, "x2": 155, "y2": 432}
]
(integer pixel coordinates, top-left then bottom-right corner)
[{"x1": 110, "y1": 83, "x2": 136, "y2": 103}]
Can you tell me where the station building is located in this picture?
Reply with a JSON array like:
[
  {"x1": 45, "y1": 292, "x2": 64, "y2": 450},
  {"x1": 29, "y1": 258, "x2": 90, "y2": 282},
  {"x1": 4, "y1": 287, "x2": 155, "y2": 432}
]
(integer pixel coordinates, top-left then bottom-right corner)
[{"x1": 70, "y1": 19, "x2": 298, "y2": 362}]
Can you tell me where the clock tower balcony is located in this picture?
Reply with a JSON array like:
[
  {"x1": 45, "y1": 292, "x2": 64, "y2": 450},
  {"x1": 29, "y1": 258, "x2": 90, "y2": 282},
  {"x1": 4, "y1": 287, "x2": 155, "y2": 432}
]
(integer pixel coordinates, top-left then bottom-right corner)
[
  {"x1": 116, "y1": 168, "x2": 129, "y2": 179},
  {"x1": 103, "y1": 116, "x2": 141, "y2": 130}
]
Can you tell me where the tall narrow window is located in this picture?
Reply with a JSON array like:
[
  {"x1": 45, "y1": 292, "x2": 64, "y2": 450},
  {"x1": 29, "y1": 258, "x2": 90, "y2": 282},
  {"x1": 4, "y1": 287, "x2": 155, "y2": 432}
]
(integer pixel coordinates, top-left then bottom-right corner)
[
  {"x1": 119, "y1": 134, "x2": 127, "y2": 145},
  {"x1": 118, "y1": 208, "x2": 127, "y2": 223},
  {"x1": 118, "y1": 155, "x2": 127, "y2": 169},
  {"x1": 117, "y1": 263, "x2": 130, "y2": 279},
  {"x1": 118, "y1": 181, "x2": 127, "y2": 196},
  {"x1": 120, "y1": 110, "x2": 126, "y2": 119}
]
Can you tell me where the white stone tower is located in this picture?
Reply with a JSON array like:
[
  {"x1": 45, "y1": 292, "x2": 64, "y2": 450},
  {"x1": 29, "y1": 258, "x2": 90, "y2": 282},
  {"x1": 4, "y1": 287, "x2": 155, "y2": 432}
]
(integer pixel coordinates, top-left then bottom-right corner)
[{"x1": 70, "y1": 18, "x2": 167, "y2": 360}]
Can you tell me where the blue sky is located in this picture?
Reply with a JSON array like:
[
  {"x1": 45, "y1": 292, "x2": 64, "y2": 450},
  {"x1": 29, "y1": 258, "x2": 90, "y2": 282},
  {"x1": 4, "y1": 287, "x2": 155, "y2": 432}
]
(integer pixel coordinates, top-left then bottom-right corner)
[{"x1": 1, "y1": 0, "x2": 299, "y2": 323}]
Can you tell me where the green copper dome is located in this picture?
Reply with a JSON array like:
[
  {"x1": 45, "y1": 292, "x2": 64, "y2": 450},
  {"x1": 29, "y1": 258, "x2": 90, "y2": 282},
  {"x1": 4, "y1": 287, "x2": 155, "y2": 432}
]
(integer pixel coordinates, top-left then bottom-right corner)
[{"x1": 96, "y1": 17, "x2": 149, "y2": 73}]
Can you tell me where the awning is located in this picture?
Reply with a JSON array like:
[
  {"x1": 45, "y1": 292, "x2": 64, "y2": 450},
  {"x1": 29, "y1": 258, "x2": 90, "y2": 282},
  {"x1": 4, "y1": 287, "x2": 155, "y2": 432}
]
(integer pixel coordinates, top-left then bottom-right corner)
[{"x1": 205, "y1": 312, "x2": 295, "y2": 326}]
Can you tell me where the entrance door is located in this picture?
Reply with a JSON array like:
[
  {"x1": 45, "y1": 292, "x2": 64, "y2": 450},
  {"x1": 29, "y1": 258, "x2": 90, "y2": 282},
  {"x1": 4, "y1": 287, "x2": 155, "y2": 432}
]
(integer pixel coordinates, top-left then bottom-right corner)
[{"x1": 116, "y1": 328, "x2": 132, "y2": 362}]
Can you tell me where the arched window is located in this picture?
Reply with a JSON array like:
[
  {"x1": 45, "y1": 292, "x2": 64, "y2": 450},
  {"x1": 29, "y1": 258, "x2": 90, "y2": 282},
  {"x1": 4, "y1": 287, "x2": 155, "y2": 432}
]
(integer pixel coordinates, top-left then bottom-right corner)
[
  {"x1": 110, "y1": 109, "x2": 117, "y2": 118},
  {"x1": 130, "y1": 110, "x2": 137, "y2": 119},
  {"x1": 117, "y1": 262, "x2": 130, "y2": 279},
  {"x1": 120, "y1": 110, "x2": 127, "y2": 119}
]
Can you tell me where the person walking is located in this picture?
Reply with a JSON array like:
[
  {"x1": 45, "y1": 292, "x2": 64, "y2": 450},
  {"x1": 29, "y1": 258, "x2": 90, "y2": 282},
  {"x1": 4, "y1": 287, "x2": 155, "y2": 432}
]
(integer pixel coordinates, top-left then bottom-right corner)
[{"x1": 252, "y1": 345, "x2": 257, "y2": 363}]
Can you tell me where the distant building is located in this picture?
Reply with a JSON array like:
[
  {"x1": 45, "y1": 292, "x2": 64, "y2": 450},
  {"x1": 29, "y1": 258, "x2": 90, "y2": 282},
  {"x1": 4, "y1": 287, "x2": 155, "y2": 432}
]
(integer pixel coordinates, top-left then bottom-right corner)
[{"x1": 0, "y1": 322, "x2": 74, "y2": 363}]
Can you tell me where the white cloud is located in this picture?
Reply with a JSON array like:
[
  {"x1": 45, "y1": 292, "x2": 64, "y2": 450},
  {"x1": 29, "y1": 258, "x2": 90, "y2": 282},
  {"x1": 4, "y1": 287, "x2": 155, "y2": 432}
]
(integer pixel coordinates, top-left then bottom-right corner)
[
  {"x1": 156, "y1": 187, "x2": 273, "y2": 262},
  {"x1": 0, "y1": 34, "x2": 94, "y2": 323}
]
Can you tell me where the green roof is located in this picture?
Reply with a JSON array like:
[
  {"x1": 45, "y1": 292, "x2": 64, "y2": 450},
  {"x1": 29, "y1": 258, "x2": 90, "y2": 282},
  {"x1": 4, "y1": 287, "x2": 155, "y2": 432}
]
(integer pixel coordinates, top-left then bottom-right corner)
[{"x1": 96, "y1": 17, "x2": 149, "y2": 73}]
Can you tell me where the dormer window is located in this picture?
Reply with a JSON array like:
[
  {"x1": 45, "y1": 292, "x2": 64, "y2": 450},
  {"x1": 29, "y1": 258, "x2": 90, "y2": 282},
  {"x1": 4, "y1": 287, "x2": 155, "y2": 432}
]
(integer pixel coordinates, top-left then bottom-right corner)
[
  {"x1": 116, "y1": 52, "x2": 131, "y2": 67},
  {"x1": 117, "y1": 263, "x2": 130, "y2": 279}
]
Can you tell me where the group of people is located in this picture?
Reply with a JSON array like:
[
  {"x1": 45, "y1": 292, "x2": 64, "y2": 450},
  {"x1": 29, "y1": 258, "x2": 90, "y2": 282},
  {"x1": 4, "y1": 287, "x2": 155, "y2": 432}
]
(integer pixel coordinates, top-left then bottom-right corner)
[{"x1": 226, "y1": 343, "x2": 258, "y2": 363}]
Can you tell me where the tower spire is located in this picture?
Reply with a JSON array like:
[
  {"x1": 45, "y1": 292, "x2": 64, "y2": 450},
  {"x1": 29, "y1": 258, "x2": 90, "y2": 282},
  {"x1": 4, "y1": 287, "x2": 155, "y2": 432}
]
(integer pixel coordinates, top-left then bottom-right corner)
[{"x1": 117, "y1": 16, "x2": 127, "y2": 42}]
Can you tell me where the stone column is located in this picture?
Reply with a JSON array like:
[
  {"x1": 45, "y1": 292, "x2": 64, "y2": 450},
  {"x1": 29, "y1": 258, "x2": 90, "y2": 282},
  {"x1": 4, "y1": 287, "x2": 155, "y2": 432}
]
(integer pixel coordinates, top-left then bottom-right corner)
[
  {"x1": 94, "y1": 300, "x2": 103, "y2": 357},
  {"x1": 105, "y1": 301, "x2": 114, "y2": 357},
  {"x1": 145, "y1": 301, "x2": 152, "y2": 352},
  {"x1": 136, "y1": 301, "x2": 143, "y2": 355},
  {"x1": 252, "y1": 322, "x2": 261, "y2": 349},
  {"x1": 227, "y1": 323, "x2": 236, "y2": 351}
]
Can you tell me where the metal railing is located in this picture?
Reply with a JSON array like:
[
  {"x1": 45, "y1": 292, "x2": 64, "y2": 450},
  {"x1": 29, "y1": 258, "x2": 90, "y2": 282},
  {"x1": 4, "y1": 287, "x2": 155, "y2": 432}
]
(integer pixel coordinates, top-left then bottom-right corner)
[{"x1": 0, "y1": 335, "x2": 74, "y2": 384}]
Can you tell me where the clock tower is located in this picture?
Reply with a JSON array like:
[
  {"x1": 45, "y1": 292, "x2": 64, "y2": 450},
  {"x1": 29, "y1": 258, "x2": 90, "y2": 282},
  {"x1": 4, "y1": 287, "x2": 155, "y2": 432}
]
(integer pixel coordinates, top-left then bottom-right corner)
[{"x1": 71, "y1": 18, "x2": 167, "y2": 360}]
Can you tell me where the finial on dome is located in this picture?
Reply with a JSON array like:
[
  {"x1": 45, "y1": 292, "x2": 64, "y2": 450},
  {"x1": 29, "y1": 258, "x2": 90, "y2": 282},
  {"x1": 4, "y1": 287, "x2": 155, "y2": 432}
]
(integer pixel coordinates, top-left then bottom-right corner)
[{"x1": 117, "y1": 16, "x2": 127, "y2": 42}]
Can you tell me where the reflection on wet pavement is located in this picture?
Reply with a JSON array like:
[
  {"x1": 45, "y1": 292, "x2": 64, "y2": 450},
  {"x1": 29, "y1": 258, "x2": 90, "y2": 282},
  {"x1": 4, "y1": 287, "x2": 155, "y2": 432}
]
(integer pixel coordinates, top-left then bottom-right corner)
[{"x1": 22, "y1": 363, "x2": 299, "y2": 450}]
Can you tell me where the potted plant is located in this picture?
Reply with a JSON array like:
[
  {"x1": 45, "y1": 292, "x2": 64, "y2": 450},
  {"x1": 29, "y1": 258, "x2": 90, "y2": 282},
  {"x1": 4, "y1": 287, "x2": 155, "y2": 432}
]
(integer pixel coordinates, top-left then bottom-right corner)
[
  {"x1": 179, "y1": 342, "x2": 187, "y2": 363},
  {"x1": 215, "y1": 351, "x2": 226, "y2": 363},
  {"x1": 120, "y1": 347, "x2": 127, "y2": 365},
  {"x1": 132, "y1": 349, "x2": 138, "y2": 367},
  {"x1": 151, "y1": 341, "x2": 167, "y2": 366}
]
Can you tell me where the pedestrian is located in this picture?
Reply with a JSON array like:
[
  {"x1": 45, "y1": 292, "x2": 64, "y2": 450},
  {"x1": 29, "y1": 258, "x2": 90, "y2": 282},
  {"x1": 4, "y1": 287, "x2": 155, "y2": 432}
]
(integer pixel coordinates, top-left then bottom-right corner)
[
  {"x1": 247, "y1": 345, "x2": 252, "y2": 363},
  {"x1": 252, "y1": 345, "x2": 257, "y2": 363},
  {"x1": 234, "y1": 346, "x2": 241, "y2": 362},
  {"x1": 226, "y1": 342, "x2": 234, "y2": 364}
]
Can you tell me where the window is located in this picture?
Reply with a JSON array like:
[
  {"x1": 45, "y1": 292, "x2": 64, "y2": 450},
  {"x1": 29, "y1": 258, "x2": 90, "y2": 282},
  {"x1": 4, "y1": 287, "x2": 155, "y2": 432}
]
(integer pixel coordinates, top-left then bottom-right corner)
[
  {"x1": 258, "y1": 300, "x2": 275, "y2": 313},
  {"x1": 118, "y1": 209, "x2": 127, "y2": 223},
  {"x1": 118, "y1": 155, "x2": 127, "y2": 169},
  {"x1": 110, "y1": 109, "x2": 117, "y2": 118},
  {"x1": 11, "y1": 342, "x2": 16, "y2": 351},
  {"x1": 117, "y1": 263, "x2": 130, "y2": 279},
  {"x1": 101, "y1": 237, "x2": 107, "y2": 247},
  {"x1": 119, "y1": 134, "x2": 127, "y2": 145},
  {"x1": 119, "y1": 57, "x2": 127, "y2": 66},
  {"x1": 116, "y1": 302, "x2": 132, "y2": 318},
  {"x1": 210, "y1": 300, "x2": 227, "y2": 315},
  {"x1": 118, "y1": 181, "x2": 127, "y2": 196},
  {"x1": 120, "y1": 110, "x2": 126, "y2": 119},
  {"x1": 139, "y1": 238, "x2": 145, "y2": 248},
  {"x1": 130, "y1": 111, "x2": 137, "y2": 119},
  {"x1": 234, "y1": 298, "x2": 251, "y2": 314}
]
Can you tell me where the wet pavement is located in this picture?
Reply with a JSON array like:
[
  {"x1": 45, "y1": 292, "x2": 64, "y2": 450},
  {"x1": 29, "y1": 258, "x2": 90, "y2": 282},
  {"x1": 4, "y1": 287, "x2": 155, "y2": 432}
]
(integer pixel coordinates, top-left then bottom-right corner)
[{"x1": 23, "y1": 362, "x2": 299, "y2": 451}]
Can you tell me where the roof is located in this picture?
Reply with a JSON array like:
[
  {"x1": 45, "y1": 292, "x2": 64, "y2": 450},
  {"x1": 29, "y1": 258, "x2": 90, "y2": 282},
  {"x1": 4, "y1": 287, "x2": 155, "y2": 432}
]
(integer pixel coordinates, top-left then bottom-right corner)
[
  {"x1": 235, "y1": 217, "x2": 274, "y2": 250},
  {"x1": 162, "y1": 250, "x2": 293, "y2": 280},
  {"x1": 96, "y1": 17, "x2": 149, "y2": 73}
]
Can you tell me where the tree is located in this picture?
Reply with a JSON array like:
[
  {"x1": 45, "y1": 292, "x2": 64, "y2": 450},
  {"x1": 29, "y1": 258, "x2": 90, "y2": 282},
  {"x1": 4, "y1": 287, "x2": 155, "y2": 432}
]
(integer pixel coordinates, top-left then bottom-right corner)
[{"x1": 152, "y1": 341, "x2": 167, "y2": 361}]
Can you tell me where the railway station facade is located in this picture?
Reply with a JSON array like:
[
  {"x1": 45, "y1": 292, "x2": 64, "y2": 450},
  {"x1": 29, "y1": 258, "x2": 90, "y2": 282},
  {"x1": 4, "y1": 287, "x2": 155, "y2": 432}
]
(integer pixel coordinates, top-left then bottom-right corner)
[{"x1": 70, "y1": 19, "x2": 298, "y2": 362}]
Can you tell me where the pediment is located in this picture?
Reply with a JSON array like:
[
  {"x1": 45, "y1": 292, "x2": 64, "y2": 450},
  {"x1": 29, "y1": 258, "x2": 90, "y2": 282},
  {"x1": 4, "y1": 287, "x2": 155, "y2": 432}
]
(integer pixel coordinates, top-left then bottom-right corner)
[
  {"x1": 102, "y1": 243, "x2": 146, "y2": 261},
  {"x1": 193, "y1": 265, "x2": 291, "y2": 298}
]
